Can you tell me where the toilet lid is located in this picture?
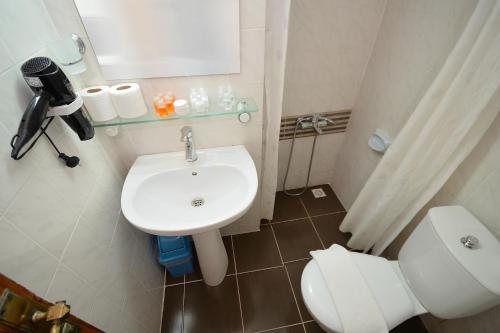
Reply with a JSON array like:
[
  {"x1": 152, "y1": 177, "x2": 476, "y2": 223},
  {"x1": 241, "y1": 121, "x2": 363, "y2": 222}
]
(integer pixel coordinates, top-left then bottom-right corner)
[{"x1": 301, "y1": 253, "x2": 418, "y2": 332}]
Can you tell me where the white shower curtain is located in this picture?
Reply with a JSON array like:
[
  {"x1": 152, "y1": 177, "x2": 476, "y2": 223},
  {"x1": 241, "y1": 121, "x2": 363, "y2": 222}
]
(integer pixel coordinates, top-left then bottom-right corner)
[{"x1": 340, "y1": 0, "x2": 500, "y2": 255}]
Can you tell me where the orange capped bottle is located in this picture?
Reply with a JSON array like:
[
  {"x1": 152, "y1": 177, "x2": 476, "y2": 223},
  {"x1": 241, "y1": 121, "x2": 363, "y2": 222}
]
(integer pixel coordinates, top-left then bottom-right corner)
[
  {"x1": 165, "y1": 92, "x2": 175, "y2": 114},
  {"x1": 153, "y1": 94, "x2": 168, "y2": 117}
]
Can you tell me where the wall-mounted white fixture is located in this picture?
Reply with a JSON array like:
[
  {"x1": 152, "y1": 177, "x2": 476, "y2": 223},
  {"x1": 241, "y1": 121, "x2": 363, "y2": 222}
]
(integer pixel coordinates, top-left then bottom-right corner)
[
  {"x1": 238, "y1": 112, "x2": 251, "y2": 123},
  {"x1": 368, "y1": 129, "x2": 392, "y2": 153},
  {"x1": 104, "y1": 127, "x2": 119, "y2": 137},
  {"x1": 47, "y1": 34, "x2": 87, "y2": 75}
]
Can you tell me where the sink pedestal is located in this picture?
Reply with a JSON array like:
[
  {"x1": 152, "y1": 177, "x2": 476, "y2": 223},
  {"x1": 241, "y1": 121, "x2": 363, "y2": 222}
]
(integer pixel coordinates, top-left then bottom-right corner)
[{"x1": 192, "y1": 229, "x2": 228, "y2": 286}]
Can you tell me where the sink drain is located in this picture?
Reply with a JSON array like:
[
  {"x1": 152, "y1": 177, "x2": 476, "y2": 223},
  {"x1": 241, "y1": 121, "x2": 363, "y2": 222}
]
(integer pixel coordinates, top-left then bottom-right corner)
[{"x1": 191, "y1": 198, "x2": 204, "y2": 207}]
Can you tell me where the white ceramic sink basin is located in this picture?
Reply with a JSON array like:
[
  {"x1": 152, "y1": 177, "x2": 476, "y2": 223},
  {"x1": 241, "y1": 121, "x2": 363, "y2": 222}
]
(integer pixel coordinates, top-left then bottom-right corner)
[{"x1": 121, "y1": 145, "x2": 258, "y2": 285}]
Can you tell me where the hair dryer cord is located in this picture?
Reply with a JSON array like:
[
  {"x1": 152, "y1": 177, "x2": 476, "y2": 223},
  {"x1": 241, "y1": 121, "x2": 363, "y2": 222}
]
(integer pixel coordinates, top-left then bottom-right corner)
[{"x1": 10, "y1": 116, "x2": 80, "y2": 168}]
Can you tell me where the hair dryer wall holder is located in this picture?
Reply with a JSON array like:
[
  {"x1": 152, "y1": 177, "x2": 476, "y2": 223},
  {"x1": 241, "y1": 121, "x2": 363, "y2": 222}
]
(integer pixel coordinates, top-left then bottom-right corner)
[
  {"x1": 46, "y1": 94, "x2": 83, "y2": 117},
  {"x1": 10, "y1": 116, "x2": 81, "y2": 168}
]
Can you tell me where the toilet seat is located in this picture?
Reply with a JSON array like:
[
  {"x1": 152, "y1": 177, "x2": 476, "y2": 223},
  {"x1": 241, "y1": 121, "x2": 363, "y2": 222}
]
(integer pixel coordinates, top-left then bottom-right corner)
[{"x1": 301, "y1": 252, "x2": 425, "y2": 333}]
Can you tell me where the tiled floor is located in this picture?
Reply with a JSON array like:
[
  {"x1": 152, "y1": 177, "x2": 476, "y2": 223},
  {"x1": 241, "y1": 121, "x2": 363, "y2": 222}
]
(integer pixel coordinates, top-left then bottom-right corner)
[{"x1": 161, "y1": 184, "x2": 428, "y2": 333}]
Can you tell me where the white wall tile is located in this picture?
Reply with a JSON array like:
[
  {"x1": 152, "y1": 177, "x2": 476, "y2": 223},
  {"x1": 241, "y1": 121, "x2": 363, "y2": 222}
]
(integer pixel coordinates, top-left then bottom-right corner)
[
  {"x1": 62, "y1": 221, "x2": 114, "y2": 283},
  {"x1": 278, "y1": 133, "x2": 345, "y2": 190},
  {"x1": 235, "y1": 28, "x2": 266, "y2": 85},
  {"x1": 282, "y1": 0, "x2": 385, "y2": 117},
  {"x1": 0, "y1": 0, "x2": 57, "y2": 63},
  {"x1": 0, "y1": 39, "x2": 14, "y2": 74},
  {"x1": 129, "y1": 229, "x2": 165, "y2": 289},
  {"x1": 45, "y1": 265, "x2": 95, "y2": 322},
  {"x1": 5, "y1": 170, "x2": 82, "y2": 258},
  {"x1": 0, "y1": 124, "x2": 35, "y2": 214},
  {"x1": 279, "y1": 0, "x2": 385, "y2": 189},
  {"x1": 95, "y1": 269, "x2": 144, "y2": 309},
  {"x1": 0, "y1": 217, "x2": 58, "y2": 296},
  {"x1": 88, "y1": 294, "x2": 123, "y2": 332},
  {"x1": 240, "y1": 0, "x2": 266, "y2": 29},
  {"x1": 123, "y1": 287, "x2": 163, "y2": 333}
]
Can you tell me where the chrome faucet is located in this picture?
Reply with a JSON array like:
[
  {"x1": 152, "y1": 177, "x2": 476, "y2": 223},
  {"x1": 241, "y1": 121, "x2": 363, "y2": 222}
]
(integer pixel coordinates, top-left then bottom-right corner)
[
  {"x1": 300, "y1": 113, "x2": 337, "y2": 134},
  {"x1": 180, "y1": 126, "x2": 198, "y2": 162}
]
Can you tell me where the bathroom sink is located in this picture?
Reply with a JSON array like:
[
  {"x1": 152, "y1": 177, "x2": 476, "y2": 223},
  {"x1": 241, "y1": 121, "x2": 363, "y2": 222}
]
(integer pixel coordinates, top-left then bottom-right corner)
[{"x1": 121, "y1": 145, "x2": 258, "y2": 285}]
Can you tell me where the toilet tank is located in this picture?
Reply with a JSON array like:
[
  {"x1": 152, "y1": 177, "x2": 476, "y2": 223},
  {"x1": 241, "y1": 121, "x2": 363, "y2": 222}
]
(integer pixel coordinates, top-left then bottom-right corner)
[{"x1": 398, "y1": 206, "x2": 500, "y2": 319}]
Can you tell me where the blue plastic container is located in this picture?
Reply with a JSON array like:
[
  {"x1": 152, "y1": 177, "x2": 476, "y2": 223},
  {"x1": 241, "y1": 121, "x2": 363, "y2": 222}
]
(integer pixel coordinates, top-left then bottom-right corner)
[
  {"x1": 164, "y1": 254, "x2": 195, "y2": 277},
  {"x1": 155, "y1": 236, "x2": 195, "y2": 277}
]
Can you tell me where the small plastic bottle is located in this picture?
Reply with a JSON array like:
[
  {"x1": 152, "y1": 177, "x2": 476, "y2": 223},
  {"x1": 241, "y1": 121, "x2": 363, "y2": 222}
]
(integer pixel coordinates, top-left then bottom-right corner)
[
  {"x1": 153, "y1": 94, "x2": 167, "y2": 117},
  {"x1": 190, "y1": 88, "x2": 210, "y2": 113},
  {"x1": 165, "y1": 92, "x2": 175, "y2": 115},
  {"x1": 174, "y1": 99, "x2": 190, "y2": 115},
  {"x1": 217, "y1": 85, "x2": 235, "y2": 111}
]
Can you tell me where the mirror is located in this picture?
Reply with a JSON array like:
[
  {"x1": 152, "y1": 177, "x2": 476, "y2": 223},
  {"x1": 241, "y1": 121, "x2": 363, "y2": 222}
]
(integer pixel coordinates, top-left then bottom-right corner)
[{"x1": 74, "y1": 0, "x2": 240, "y2": 80}]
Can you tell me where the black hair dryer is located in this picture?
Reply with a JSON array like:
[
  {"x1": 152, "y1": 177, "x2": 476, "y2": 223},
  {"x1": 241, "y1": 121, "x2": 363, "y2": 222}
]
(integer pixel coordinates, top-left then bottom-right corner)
[{"x1": 10, "y1": 56, "x2": 94, "y2": 162}]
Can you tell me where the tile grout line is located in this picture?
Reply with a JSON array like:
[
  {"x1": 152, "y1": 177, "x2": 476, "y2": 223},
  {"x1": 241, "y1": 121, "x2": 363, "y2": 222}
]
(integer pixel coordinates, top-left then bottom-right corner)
[
  {"x1": 254, "y1": 322, "x2": 305, "y2": 333},
  {"x1": 181, "y1": 274, "x2": 186, "y2": 333},
  {"x1": 269, "y1": 223, "x2": 306, "y2": 332},
  {"x1": 283, "y1": 257, "x2": 310, "y2": 264},
  {"x1": 231, "y1": 235, "x2": 245, "y2": 333},
  {"x1": 309, "y1": 210, "x2": 347, "y2": 219},
  {"x1": 285, "y1": 264, "x2": 307, "y2": 332},
  {"x1": 268, "y1": 216, "x2": 309, "y2": 225},
  {"x1": 160, "y1": 267, "x2": 167, "y2": 333},
  {"x1": 236, "y1": 265, "x2": 284, "y2": 275},
  {"x1": 299, "y1": 198, "x2": 326, "y2": 250},
  {"x1": 268, "y1": 210, "x2": 347, "y2": 225},
  {"x1": 269, "y1": 224, "x2": 285, "y2": 267},
  {"x1": 165, "y1": 273, "x2": 237, "y2": 287}
]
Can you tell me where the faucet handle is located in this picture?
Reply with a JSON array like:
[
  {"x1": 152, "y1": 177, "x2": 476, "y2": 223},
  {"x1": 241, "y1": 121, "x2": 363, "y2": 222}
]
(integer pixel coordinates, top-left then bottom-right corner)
[{"x1": 180, "y1": 126, "x2": 192, "y2": 141}]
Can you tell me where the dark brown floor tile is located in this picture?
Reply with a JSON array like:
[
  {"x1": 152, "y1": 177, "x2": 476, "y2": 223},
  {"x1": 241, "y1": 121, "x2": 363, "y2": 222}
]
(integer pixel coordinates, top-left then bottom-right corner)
[
  {"x1": 285, "y1": 260, "x2": 312, "y2": 321},
  {"x1": 161, "y1": 285, "x2": 184, "y2": 333},
  {"x1": 301, "y1": 185, "x2": 344, "y2": 216},
  {"x1": 390, "y1": 317, "x2": 428, "y2": 333},
  {"x1": 233, "y1": 226, "x2": 282, "y2": 272},
  {"x1": 304, "y1": 321, "x2": 326, "y2": 333},
  {"x1": 273, "y1": 191, "x2": 307, "y2": 222},
  {"x1": 165, "y1": 268, "x2": 184, "y2": 286},
  {"x1": 238, "y1": 267, "x2": 301, "y2": 332},
  {"x1": 273, "y1": 219, "x2": 323, "y2": 261},
  {"x1": 224, "y1": 236, "x2": 236, "y2": 275},
  {"x1": 311, "y1": 213, "x2": 350, "y2": 248},
  {"x1": 267, "y1": 324, "x2": 305, "y2": 332},
  {"x1": 184, "y1": 254, "x2": 203, "y2": 283},
  {"x1": 183, "y1": 276, "x2": 242, "y2": 333}
]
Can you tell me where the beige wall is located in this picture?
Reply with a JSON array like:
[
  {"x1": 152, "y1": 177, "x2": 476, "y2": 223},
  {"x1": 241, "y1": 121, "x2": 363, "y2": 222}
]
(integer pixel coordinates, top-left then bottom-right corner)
[
  {"x1": 43, "y1": 0, "x2": 267, "y2": 235},
  {"x1": 331, "y1": 0, "x2": 478, "y2": 209},
  {"x1": 278, "y1": 0, "x2": 385, "y2": 190},
  {"x1": 0, "y1": 1, "x2": 163, "y2": 332},
  {"x1": 330, "y1": 0, "x2": 500, "y2": 332}
]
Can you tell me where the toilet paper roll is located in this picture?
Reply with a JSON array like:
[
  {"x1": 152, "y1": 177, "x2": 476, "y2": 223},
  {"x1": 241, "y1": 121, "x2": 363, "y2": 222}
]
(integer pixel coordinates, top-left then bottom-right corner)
[
  {"x1": 79, "y1": 86, "x2": 117, "y2": 122},
  {"x1": 109, "y1": 83, "x2": 148, "y2": 119}
]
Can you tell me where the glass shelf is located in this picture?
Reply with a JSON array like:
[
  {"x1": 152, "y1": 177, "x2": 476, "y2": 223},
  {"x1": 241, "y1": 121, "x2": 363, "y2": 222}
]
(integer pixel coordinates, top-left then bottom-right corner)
[{"x1": 91, "y1": 97, "x2": 258, "y2": 128}]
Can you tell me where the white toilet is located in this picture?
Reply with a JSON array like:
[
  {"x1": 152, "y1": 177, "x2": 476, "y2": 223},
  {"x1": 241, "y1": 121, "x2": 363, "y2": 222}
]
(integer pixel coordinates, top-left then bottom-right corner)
[{"x1": 301, "y1": 206, "x2": 500, "y2": 332}]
